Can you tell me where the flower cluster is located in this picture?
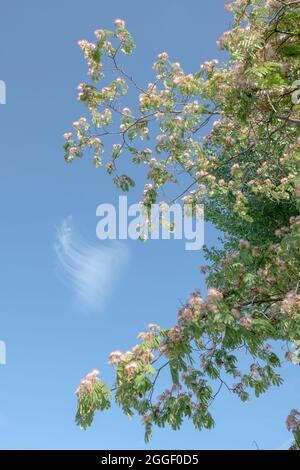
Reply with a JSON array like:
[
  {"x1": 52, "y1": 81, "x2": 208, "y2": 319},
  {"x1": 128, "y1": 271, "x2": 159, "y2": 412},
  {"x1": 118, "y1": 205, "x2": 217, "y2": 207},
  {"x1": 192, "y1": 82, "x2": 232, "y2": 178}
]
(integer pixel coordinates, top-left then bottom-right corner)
[
  {"x1": 286, "y1": 409, "x2": 300, "y2": 432},
  {"x1": 75, "y1": 369, "x2": 100, "y2": 399},
  {"x1": 281, "y1": 292, "x2": 300, "y2": 316}
]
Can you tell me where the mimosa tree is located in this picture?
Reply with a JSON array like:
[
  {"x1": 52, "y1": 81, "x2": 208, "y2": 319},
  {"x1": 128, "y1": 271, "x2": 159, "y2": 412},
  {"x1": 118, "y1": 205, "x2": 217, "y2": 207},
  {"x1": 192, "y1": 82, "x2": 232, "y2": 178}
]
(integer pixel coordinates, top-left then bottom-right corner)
[{"x1": 64, "y1": 0, "x2": 300, "y2": 445}]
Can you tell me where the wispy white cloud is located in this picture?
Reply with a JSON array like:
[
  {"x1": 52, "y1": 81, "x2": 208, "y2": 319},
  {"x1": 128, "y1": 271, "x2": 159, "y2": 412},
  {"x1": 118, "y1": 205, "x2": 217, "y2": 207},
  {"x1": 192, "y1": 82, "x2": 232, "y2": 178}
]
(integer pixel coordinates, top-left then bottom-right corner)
[{"x1": 54, "y1": 216, "x2": 128, "y2": 312}]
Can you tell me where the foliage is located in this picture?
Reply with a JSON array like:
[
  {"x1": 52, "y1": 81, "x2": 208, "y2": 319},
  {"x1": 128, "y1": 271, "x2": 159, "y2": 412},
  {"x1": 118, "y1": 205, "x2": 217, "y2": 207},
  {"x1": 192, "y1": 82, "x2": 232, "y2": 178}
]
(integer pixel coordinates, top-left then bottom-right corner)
[{"x1": 65, "y1": 1, "x2": 300, "y2": 443}]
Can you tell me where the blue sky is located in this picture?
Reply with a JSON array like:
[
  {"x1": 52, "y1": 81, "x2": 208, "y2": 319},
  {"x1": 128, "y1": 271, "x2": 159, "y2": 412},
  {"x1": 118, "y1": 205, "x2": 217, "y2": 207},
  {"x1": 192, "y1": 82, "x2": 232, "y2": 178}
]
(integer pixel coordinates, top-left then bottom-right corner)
[{"x1": 0, "y1": 0, "x2": 298, "y2": 450}]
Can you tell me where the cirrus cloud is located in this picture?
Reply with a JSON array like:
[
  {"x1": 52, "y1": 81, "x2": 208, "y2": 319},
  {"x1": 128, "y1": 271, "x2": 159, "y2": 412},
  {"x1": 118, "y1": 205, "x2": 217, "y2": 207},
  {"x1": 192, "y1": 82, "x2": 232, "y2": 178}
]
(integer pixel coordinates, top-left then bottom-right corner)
[{"x1": 54, "y1": 216, "x2": 128, "y2": 312}]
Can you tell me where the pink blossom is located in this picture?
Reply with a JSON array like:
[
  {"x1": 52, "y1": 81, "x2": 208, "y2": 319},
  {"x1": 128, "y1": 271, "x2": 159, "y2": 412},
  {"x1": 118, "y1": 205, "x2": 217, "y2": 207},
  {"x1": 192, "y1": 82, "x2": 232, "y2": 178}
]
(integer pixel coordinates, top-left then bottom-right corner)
[
  {"x1": 114, "y1": 19, "x2": 126, "y2": 29},
  {"x1": 240, "y1": 317, "x2": 253, "y2": 330},
  {"x1": 75, "y1": 368, "x2": 100, "y2": 399},
  {"x1": 286, "y1": 409, "x2": 300, "y2": 432},
  {"x1": 108, "y1": 351, "x2": 122, "y2": 365},
  {"x1": 207, "y1": 288, "x2": 223, "y2": 302},
  {"x1": 238, "y1": 239, "x2": 250, "y2": 249}
]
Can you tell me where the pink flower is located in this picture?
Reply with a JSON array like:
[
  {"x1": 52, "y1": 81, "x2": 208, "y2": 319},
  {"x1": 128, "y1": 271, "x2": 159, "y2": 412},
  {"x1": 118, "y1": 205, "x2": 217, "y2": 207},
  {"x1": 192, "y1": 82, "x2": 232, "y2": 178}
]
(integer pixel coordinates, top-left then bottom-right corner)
[
  {"x1": 108, "y1": 351, "x2": 122, "y2": 365},
  {"x1": 125, "y1": 361, "x2": 138, "y2": 379},
  {"x1": 114, "y1": 19, "x2": 126, "y2": 29},
  {"x1": 75, "y1": 368, "x2": 100, "y2": 399},
  {"x1": 286, "y1": 409, "x2": 300, "y2": 432},
  {"x1": 86, "y1": 368, "x2": 99, "y2": 379},
  {"x1": 231, "y1": 308, "x2": 241, "y2": 319},
  {"x1": 168, "y1": 326, "x2": 182, "y2": 342},
  {"x1": 231, "y1": 163, "x2": 241, "y2": 176},
  {"x1": 240, "y1": 317, "x2": 253, "y2": 330},
  {"x1": 282, "y1": 292, "x2": 300, "y2": 316},
  {"x1": 207, "y1": 288, "x2": 223, "y2": 302},
  {"x1": 207, "y1": 303, "x2": 218, "y2": 314},
  {"x1": 137, "y1": 331, "x2": 154, "y2": 341},
  {"x1": 238, "y1": 239, "x2": 250, "y2": 249}
]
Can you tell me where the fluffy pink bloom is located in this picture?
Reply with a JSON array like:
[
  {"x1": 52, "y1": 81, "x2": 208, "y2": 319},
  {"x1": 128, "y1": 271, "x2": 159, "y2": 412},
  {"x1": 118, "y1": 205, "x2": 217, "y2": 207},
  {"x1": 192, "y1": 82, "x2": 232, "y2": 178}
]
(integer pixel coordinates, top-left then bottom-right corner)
[
  {"x1": 281, "y1": 292, "x2": 300, "y2": 316},
  {"x1": 231, "y1": 163, "x2": 241, "y2": 176},
  {"x1": 286, "y1": 409, "x2": 300, "y2": 432},
  {"x1": 125, "y1": 361, "x2": 138, "y2": 379},
  {"x1": 207, "y1": 288, "x2": 223, "y2": 302},
  {"x1": 240, "y1": 317, "x2": 253, "y2": 330},
  {"x1": 137, "y1": 331, "x2": 154, "y2": 342},
  {"x1": 168, "y1": 326, "x2": 182, "y2": 343},
  {"x1": 238, "y1": 239, "x2": 250, "y2": 249},
  {"x1": 108, "y1": 351, "x2": 122, "y2": 365},
  {"x1": 75, "y1": 368, "x2": 100, "y2": 399},
  {"x1": 114, "y1": 18, "x2": 126, "y2": 29}
]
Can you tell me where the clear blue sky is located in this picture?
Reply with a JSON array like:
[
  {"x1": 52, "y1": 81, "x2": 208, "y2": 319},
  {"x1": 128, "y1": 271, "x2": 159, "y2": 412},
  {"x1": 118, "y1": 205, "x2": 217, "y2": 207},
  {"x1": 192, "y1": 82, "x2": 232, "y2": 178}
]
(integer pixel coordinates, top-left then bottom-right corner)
[{"x1": 0, "y1": 0, "x2": 298, "y2": 450}]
